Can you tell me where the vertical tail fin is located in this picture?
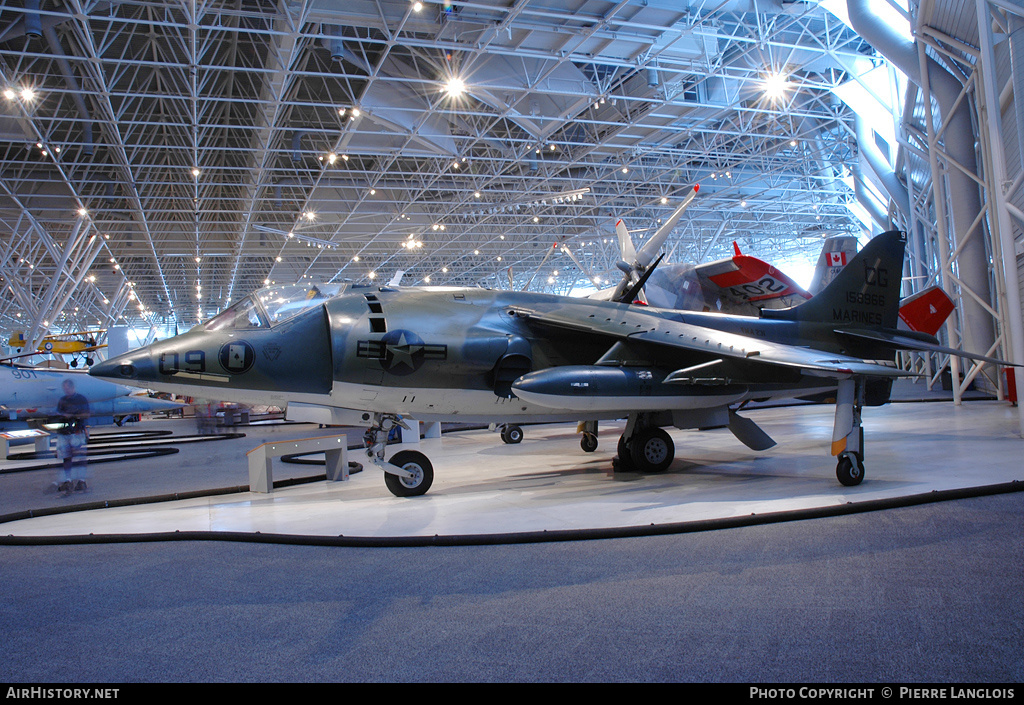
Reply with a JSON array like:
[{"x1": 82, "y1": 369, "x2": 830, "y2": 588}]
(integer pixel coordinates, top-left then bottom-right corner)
[
  {"x1": 761, "y1": 230, "x2": 906, "y2": 329},
  {"x1": 808, "y1": 235, "x2": 860, "y2": 295}
]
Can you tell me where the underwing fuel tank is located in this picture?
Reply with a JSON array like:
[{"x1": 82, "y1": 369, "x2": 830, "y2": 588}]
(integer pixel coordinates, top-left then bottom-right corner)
[{"x1": 511, "y1": 366, "x2": 748, "y2": 413}]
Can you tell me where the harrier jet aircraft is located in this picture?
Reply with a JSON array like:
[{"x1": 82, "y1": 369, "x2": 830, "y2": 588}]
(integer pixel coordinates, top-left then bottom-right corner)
[{"x1": 90, "y1": 230, "x2": 1009, "y2": 497}]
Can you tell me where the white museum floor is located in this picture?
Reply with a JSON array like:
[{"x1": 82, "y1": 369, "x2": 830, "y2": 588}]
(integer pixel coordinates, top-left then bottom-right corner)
[{"x1": 2, "y1": 399, "x2": 1022, "y2": 541}]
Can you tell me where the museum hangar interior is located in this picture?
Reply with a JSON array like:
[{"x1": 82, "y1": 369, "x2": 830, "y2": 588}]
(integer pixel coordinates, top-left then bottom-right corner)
[{"x1": 0, "y1": 0, "x2": 1022, "y2": 684}]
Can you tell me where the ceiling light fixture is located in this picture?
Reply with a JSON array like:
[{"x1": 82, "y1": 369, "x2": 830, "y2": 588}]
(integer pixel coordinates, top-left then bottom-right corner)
[
  {"x1": 763, "y1": 72, "x2": 789, "y2": 100},
  {"x1": 444, "y1": 77, "x2": 466, "y2": 98}
]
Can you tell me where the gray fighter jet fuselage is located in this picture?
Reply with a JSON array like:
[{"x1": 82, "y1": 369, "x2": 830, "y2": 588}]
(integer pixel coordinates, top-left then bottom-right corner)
[
  {"x1": 86, "y1": 281, "x2": 899, "y2": 421},
  {"x1": 90, "y1": 231, "x2": 1011, "y2": 496},
  {"x1": 0, "y1": 365, "x2": 184, "y2": 426}
]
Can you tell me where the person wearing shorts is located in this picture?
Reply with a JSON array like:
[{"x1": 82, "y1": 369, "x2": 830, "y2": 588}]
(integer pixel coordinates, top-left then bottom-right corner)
[{"x1": 53, "y1": 378, "x2": 90, "y2": 495}]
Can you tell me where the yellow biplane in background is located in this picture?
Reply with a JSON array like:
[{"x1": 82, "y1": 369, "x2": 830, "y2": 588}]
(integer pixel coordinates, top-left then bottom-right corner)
[{"x1": 6, "y1": 330, "x2": 106, "y2": 367}]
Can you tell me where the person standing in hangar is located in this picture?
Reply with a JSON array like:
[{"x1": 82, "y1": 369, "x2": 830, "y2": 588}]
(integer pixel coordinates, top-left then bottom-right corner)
[{"x1": 51, "y1": 378, "x2": 90, "y2": 496}]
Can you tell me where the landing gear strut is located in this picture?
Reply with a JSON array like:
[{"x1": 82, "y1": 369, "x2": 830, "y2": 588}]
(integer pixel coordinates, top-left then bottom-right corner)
[
  {"x1": 615, "y1": 414, "x2": 674, "y2": 473},
  {"x1": 364, "y1": 413, "x2": 434, "y2": 497},
  {"x1": 831, "y1": 379, "x2": 866, "y2": 486}
]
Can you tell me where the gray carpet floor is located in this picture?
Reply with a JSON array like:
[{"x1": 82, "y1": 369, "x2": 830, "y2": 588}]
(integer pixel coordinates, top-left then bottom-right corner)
[
  {"x1": 1, "y1": 402, "x2": 1022, "y2": 683},
  {"x1": 1, "y1": 490, "x2": 1021, "y2": 683}
]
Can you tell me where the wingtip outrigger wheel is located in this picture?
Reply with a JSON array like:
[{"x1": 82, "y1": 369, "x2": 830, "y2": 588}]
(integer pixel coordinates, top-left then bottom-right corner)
[
  {"x1": 581, "y1": 433, "x2": 598, "y2": 453},
  {"x1": 836, "y1": 451, "x2": 864, "y2": 487},
  {"x1": 578, "y1": 420, "x2": 598, "y2": 452}
]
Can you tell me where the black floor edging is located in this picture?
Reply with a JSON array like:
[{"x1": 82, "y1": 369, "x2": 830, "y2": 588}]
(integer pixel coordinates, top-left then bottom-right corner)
[
  {"x1": 0, "y1": 447, "x2": 181, "y2": 474},
  {"x1": 1, "y1": 479, "x2": 1021, "y2": 548},
  {"x1": 1, "y1": 432, "x2": 247, "y2": 474}
]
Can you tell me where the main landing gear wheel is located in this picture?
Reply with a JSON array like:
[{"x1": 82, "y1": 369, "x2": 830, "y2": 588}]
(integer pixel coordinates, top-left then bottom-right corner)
[
  {"x1": 836, "y1": 452, "x2": 864, "y2": 487},
  {"x1": 629, "y1": 427, "x2": 674, "y2": 473},
  {"x1": 500, "y1": 424, "x2": 523, "y2": 444},
  {"x1": 384, "y1": 450, "x2": 434, "y2": 497},
  {"x1": 614, "y1": 434, "x2": 634, "y2": 471},
  {"x1": 580, "y1": 432, "x2": 598, "y2": 453}
]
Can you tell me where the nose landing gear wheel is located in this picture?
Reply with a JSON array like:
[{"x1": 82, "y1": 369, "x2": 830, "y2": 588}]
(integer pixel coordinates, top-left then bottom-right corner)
[
  {"x1": 836, "y1": 452, "x2": 864, "y2": 486},
  {"x1": 384, "y1": 450, "x2": 434, "y2": 497}
]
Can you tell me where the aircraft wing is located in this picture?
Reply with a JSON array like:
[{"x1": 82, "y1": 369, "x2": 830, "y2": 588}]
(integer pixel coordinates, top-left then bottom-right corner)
[
  {"x1": 509, "y1": 303, "x2": 912, "y2": 380},
  {"x1": 694, "y1": 253, "x2": 810, "y2": 309},
  {"x1": 0, "y1": 351, "x2": 49, "y2": 364},
  {"x1": 834, "y1": 327, "x2": 1016, "y2": 367}
]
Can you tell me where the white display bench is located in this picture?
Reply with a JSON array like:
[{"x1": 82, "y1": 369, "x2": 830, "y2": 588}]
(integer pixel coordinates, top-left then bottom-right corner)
[
  {"x1": 246, "y1": 434, "x2": 348, "y2": 493},
  {"x1": 0, "y1": 429, "x2": 51, "y2": 459}
]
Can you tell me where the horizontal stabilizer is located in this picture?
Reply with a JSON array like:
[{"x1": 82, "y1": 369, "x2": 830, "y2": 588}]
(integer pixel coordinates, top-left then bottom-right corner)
[
  {"x1": 898, "y1": 286, "x2": 954, "y2": 335},
  {"x1": 834, "y1": 328, "x2": 1018, "y2": 368},
  {"x1": 728, "y1": 410, "x2": 777, "y2": 451},
  {"x1": 698, "y1": 254, "x2": 810, "y2": 304}
]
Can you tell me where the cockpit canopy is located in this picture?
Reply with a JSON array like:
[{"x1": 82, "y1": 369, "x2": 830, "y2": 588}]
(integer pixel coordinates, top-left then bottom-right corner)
[{"x1": 203, "y1": 283, "x2": 350, "y2": 331}]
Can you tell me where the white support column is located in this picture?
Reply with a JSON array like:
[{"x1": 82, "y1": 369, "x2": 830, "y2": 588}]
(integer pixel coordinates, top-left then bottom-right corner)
[{"x1": 976, "y1": 0, "x2": 1024, "y2": 437}]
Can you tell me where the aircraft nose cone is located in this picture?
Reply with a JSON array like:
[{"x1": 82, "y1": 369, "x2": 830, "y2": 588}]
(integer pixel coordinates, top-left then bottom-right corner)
[{"x1": 89, "y1": 351, "x2": 156, "y2": 382}]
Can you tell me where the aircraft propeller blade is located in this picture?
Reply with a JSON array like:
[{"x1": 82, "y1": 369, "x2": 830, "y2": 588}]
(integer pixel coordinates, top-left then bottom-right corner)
[
  {"x1": 560, "y1": 244, "x2": 603, "y2": 290},
  {"x1": 634, "y1": 184, "x2": 699, "y2": 269},
  {"x1": 616, "y1": 219, "x2": 636, "y2": 264},
  {"x1": 616, "y1": 253, "x2": 665, "y2": 304},
  {"x1": 608, "y1": 184, "x2": 700, "y2": 302},
  {"x1": 523, "y1": 242, "x2": 558, "y2": 291}
]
